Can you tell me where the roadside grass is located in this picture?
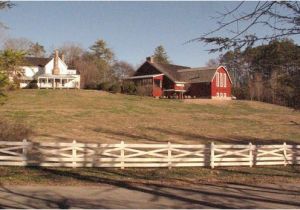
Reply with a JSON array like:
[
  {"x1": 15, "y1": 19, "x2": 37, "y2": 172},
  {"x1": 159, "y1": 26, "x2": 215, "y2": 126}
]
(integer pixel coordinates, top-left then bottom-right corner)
[
  {"x1": 1, "y1": 166, "x2": 300, "y2": 186},
  {"x1": 0, "y1": 89, "x2": 299, "y2": 144}
]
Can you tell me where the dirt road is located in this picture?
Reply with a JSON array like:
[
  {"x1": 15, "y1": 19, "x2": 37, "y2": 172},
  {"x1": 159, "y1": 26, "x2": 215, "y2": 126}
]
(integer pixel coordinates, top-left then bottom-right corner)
[{"x1": 0, "y1": 183, "x2": 299, "y2": 208}]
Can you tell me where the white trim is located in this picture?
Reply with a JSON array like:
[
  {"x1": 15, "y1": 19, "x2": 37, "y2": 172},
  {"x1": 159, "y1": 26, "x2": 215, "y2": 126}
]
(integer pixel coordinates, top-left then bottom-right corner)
[
  {"x1": 126, "y1": 74, "x2": 164, "y2": 79},
  {"x1": 163, "y1": 89, "x2": 186, "y2": 92},
  {"x1": 212, "y1": 96, "x2": 232, "y2": 100},
  {"x1": 216, "y1": 72, "x2": 219, "y2": 87},
  {"x1": 211, "y1": 66, "x2": 233, "y2": 84},
  {"x1": 220, "y1": 73, "x2": 223, "y2": 87}
]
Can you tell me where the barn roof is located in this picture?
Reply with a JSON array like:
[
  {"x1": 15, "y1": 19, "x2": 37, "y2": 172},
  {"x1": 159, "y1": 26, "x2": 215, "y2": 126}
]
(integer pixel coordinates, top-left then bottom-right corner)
[
  {"x1": 177, "y1": 67, "x2": 217, "y2": 83},
  {"x1": 146, "y1": 61, "x2": 220, "y2": 83},
  {"x1": 22, "y1": 57, "x2": 52, "y2": 67}
]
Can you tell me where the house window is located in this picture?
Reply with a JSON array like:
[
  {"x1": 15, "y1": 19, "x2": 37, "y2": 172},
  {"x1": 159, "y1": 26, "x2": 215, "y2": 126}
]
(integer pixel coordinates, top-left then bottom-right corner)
[
  {"x1": 216, "y1": 72, "x2": 219, "y2": 87},
  {"x1": 154, "y1": 79, "x2": 161, "y2": 88},
  {"x1": 224, "y1": 73, "x2": 227, "y2": 87}
]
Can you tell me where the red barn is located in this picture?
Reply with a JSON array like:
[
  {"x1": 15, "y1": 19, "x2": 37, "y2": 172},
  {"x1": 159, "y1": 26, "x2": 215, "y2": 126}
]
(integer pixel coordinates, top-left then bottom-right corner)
[{"x1": 125, "y1": 57, "x2": 232, "y2": 99}]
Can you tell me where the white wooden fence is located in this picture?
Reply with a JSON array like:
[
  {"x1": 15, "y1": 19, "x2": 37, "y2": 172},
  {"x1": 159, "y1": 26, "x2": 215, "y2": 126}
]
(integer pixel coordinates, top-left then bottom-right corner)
[{"x1": 0, "y1": 140, "x2": 299, "y2": 168}]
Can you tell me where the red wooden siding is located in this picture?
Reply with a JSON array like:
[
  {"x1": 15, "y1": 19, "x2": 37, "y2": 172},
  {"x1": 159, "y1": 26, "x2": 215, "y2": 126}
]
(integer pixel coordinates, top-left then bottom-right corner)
[
  {"x1": 186, "y1": 83, "x2": 211, "y2": 98},
  {"x1": 152, "y1": 75, "x2": 163, "y2": 97},
  {"x1": 211, "y1": 67, "x2": 231, "y2": 98}
]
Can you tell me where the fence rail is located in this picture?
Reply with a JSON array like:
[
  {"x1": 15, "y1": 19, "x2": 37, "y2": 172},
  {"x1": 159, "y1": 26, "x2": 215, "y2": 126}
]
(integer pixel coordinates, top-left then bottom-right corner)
[{"x1": 0, "y1": 140, "x2": 299, "y2": 168}]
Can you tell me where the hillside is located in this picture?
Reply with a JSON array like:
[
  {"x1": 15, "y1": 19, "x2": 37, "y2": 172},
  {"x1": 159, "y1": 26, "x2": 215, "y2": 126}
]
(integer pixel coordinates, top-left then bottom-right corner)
[{"x1": 0, "y1": 89, "x2": 299, "y2": 144}]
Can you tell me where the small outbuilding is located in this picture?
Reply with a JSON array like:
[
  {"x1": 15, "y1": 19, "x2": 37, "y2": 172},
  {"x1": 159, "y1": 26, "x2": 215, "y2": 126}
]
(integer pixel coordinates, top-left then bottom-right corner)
[{"x1": 125, "y1": 57, "x2": 232, "y2": 99}]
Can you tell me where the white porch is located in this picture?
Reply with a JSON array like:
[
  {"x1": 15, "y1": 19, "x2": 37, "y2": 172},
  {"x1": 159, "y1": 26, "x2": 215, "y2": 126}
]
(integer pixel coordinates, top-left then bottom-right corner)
[{"x1": 37, "y1": 74, "x2": 80, "y2": 89}]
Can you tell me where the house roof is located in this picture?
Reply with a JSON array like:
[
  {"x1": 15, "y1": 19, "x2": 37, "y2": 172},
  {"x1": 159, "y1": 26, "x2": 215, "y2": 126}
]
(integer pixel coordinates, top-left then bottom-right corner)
[
  {"x1": 22, "y1": 57, "x2": 52, "y2": 67},
  {"x1": 146, "y1": 61, "x2": 221, "y2": 83},
  {"x1": 148, "y1": 62, "x2": 190, "y2": 81},
  {"x1": 177, "y1": 68, "x2": 217, "y2": 83}
]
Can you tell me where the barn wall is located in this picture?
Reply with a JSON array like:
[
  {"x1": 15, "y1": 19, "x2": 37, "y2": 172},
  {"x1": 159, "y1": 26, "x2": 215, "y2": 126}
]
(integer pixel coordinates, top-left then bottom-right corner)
[
  {"x1": 211, "y1": 67, "x2": 231, "y2": 99},
  {"x1": 185, "y1": 83, "x2": 211, "y2": 98}
]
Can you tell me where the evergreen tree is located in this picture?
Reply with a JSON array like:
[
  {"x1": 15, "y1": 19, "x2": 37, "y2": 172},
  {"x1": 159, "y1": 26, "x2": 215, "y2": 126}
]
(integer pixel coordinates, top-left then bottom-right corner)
[{"x1": 153, "y1": 45, "x2": 170, "y2": 64}]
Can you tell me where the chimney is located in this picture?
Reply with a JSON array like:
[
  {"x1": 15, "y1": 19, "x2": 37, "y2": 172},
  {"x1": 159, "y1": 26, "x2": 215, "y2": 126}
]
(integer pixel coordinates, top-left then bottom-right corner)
[
  {"x1": 61, "y1": 53, "x2": 65, "y2": 63},
  {"x1": 52, "y1": 50, "x2": 60, "y2": 75},
  {"x1": 146, "y1": 56, "x2": 154, "y2": 63}
]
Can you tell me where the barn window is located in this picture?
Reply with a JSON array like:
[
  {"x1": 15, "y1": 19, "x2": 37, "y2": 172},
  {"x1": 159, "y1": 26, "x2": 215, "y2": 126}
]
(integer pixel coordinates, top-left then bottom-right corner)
[
  {"x1": 220, "y1": 73, "x2": 223, "y2": 87},
  {"x1": 224, "y1": 73, "x2": 227, "y2": 87},
  {"x1": 216, "y1": 73, "x2": 219, "y2": 87}
]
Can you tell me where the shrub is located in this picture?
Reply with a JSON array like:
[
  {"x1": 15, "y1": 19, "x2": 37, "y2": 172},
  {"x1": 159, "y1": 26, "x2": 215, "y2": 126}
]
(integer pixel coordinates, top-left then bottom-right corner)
[
  {"x1": 27, "y1": 80, "x2": 38, "y2": 89},
  {"x1": 5, "y1": 82, "x2": 19, "y2": 91},
  {"x1": 0, "y1": 119, "x2": 32, "y2": 141},
  {"x1": 232, "y1": 86, "x2": 249, "y2": 100},
  {"x1": 122, "y1": 81, "x2": 136, "y2": 95},
  {"x1": 136, "y1": 84, "x2": 152, "y2": 96},
  {"x1": 109, "y1": 83, "x2": 121, "y2": 93},
  {"x1": 98, "y1": 82, "x2": 112, "y2": 91}
]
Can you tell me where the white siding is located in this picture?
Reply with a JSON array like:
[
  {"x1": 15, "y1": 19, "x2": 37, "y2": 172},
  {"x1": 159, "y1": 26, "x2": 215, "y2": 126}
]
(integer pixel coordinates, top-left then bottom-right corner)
[
  {"x1": 44, "y1": 58, "x2": 69, "y2": 75},
  {"x1": 21, "y1": 66, "x2": 40, "y2": 78}
]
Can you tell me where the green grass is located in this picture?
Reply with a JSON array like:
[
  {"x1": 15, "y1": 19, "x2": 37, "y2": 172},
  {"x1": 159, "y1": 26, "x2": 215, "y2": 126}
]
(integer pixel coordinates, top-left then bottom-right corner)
[
  {"x1": 1, "y1": 166, "x2": 300, "y2": 186},
  {"x1": 0, "y1": 89, "x2": 299, "y2": 144}
]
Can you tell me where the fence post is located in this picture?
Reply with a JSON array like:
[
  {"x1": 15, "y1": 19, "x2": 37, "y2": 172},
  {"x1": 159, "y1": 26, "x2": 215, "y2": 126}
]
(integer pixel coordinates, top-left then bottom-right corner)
[
  {"x1": 22, "y1": 139, "x2": 28, "y2": 166},
  {"x1": 168, "y1": 142, "x2": 172, "y2": 169},
  {"x1": 249, "y1": 142, "x2": 253, "y2": 167},
  {"x1": 283, "y1": 142, "x2": 287, "y2": 166},
  {"x1": 210, "y1": 142, "x2": 215, "y2": 169},
  {"x1": 120, "y1": 141, "x2": 125, "y2": 169},
  {"x1": 72, "y1": 140, "x2": 77, "y2": 168}
]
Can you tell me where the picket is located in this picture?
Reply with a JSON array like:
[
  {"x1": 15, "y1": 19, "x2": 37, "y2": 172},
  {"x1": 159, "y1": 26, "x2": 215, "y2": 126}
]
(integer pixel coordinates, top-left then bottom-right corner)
[{"x1": 0, "y1": 140, "x2": 299, "y2": 168}]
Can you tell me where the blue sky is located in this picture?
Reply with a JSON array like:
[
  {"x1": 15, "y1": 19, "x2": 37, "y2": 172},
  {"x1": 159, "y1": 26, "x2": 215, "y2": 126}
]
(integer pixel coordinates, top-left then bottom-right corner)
[{"x1": 0, "y1": 1, "x2": 298, "y2": 67}]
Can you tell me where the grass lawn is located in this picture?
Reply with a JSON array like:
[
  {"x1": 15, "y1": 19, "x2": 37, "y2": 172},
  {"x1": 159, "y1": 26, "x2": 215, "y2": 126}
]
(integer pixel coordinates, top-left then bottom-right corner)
[
  {"x1": 1, "y1": 166, "x2": 300, "y2": 186},
  {"x1": 0, "y1": 89, "x2": 300, "y2": 185},
  {"x1": 0, "y1": 89, "x2": 299, "y2": 144}
]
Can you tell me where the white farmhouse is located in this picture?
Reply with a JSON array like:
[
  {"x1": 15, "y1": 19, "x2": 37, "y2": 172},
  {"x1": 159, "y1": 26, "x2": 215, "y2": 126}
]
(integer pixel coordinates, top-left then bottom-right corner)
[{"x1": 20, "y1": 50, "x2": 80, "y2": 89}]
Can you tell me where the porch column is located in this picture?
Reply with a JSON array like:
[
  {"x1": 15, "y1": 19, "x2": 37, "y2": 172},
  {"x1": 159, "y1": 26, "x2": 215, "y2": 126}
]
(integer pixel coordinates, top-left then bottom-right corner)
[
  {"x1": 60, "y1": 78, "x2": 62, "y2": 89},
  {"x1": 53, "y1": 79, "x2": 55, "y2": 89},
  {"x1": 38, "y1": 78, "x2": 40, "y2": 89},
  {"x1": 46, "y1": 77, "x2": 48, "y2": 89},
  {"x1": 66, "y1": 79, "x2": 69, "y2": 89}
]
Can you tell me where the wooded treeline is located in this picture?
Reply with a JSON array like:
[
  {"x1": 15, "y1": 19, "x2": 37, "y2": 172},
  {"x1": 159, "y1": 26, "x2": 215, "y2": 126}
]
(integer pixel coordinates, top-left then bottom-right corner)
[{"x1": 218, "y1": 39, "x2": 300, "y2": 109}]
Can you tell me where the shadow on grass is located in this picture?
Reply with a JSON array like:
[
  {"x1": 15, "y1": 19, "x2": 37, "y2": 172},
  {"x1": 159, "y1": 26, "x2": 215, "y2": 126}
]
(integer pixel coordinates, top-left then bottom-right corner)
[{"x1": 2, "y1": 166, "x2": 300, "y2": 209}]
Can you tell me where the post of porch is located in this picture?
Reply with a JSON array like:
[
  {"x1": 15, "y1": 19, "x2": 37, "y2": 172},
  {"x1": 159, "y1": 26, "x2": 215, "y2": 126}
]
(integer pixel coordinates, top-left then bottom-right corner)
[
  {"x1": 38, "y1": 78, "x2": 40, "y2": 89},
  {"x1": 53, "y1": 79, "x2": 55, "y2": 89},
  {"x1": 46, "y1": 78, "x2": 48, "y2": 89},
  {"x1": 60, "y1": 78, "x2": 62, "y2": 89}
]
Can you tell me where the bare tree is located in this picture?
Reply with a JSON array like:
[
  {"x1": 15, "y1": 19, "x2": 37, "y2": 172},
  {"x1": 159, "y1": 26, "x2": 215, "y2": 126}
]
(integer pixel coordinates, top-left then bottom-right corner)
[
  {"x1": 58, "y1": 42, "x2": 84, "y2": 66},
  {"x1": 112, "y1": 61, "x2": 135, "y2": 81},
  {"x1": 3, "y1": 37, "x2": 33, "y2": 52},
  {"x1": 73, "y1": 53, "x2": 101, "y2": 89},
  {"x1": 190, "y1": 1, "x2": 300, "y2": 52}
]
